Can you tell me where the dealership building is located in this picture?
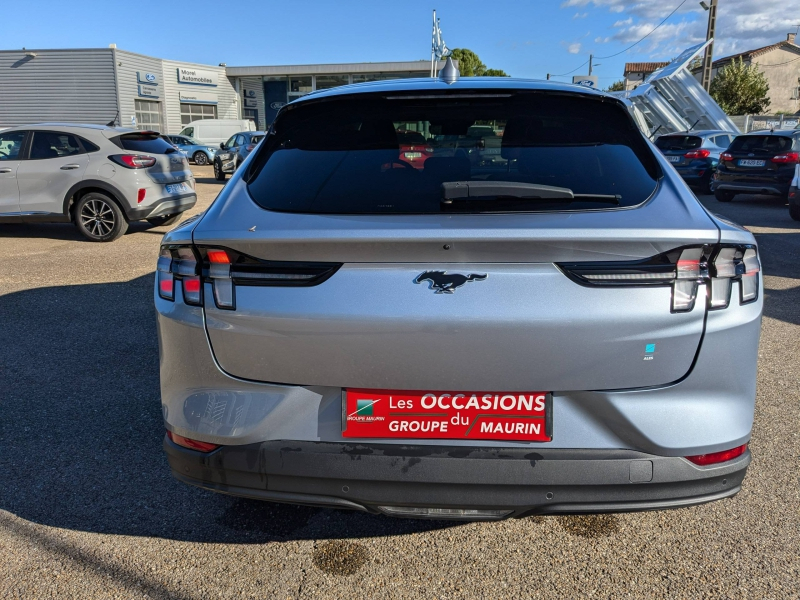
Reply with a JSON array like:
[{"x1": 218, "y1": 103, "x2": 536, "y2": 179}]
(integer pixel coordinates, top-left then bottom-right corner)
[{"x1": 0, "y1": 46, "x2": 441, "y2": 134}]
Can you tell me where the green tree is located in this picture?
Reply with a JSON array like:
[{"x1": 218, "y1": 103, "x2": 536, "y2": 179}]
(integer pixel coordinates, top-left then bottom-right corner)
[
  {"x1": 709, "y1": 58, "x2": 771, "y2": 115},
  {"x1": 449, "y1": 48, "x2": 509, "y2": 77},
  {"x1": 606, "y1": 80, "x2": 625, "y2": 92}
]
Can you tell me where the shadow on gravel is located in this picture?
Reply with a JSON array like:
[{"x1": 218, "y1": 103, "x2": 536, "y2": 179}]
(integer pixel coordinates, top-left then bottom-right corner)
[
  {"x1": 0, "y1": 221, "x2": 163, "y2": 241},
  {"x1": 0, "y1": 274, "x2": 458, "y2": 543}
]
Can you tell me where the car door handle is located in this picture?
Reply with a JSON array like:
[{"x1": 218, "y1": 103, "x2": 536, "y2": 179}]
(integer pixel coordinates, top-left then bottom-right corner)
[
  {"x1": 60, "y1": 164, "x2": 81, "y2": 170},
  {"x1": 0, "y1": 168, "x2": 12, "y2": 173}
]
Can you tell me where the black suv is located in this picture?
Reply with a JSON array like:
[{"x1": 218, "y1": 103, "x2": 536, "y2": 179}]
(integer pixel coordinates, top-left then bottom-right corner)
[{"x1": 712, "y1": 130, "x2": 800, "y2": 203}]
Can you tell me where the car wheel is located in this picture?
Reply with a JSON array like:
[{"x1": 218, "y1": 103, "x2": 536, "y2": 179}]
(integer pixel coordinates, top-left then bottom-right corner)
[
  {"x1": 193, "y1": 151, "x2": 208, "y2": 166},
  {"x1": 790, "y1": 199, "x2": 800, "y2": 221},
  {"x1": 74, "y1": 193, "x2": 128, "y2": 242},
  {"x1": 714, "y1": 190, "x2": 734, "y2": 203},
  {"x1": 147, "y1": 214, "x2": 183, "y2": 227},
  {"x1": 214, "y1": 160, "x2": 227, "y2": 181},
  {"x1": 700, "y1": 174, "x2": 713, "y2": 195}
]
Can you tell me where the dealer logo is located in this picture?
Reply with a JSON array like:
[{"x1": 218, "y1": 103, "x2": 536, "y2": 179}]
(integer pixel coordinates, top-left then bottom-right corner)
[
  {"x1": 145, "y1": 73, "x2": 156, "y2": 82},
  {"x1": 414, "y1": 271, "x2": 487, "y2": 294}
]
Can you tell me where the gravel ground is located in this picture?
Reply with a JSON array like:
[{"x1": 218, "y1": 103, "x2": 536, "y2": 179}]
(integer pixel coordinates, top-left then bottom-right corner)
[{"x1": 1, "y1": 168, "x2": 798, "y2": 599}]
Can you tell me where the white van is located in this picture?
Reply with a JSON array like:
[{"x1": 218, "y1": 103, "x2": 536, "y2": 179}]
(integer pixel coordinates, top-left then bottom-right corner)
[{"x1": 178, "y1": 119, "x2": 255, "y2": 146}]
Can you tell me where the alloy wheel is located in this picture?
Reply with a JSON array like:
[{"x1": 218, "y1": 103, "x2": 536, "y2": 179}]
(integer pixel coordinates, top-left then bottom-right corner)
[{"x1": 80, "y1": 198, "x2": 116, "y2": 237}]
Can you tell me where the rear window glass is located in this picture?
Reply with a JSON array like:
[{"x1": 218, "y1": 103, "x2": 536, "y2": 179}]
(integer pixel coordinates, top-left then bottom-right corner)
[
  {"x1": 655, "y1": 135, "x2": 702, "y2": 151},
  {"x1": 115, "y1": 133, "x2": 176, "y2": 154},
  {"x1": 729, "y1": 135, "x2": 794, "y2": 153},
  {"x1": 250, "y1": 135, "x2": 265, "y2": 144},
  {"x1": 246, "y1": 92, "x2": 660, "y2": 214}
]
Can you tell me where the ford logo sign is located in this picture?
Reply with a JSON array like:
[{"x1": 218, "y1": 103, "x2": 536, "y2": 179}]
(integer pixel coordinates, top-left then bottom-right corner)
[
  {"x1": 145, "y1": 73, "x2": 156, "y2": 82},
  {"x1": 269, "y1": 101, "x2": 286, "y2": 110},
  {"x1": 575, "y1": 79, "x2": 595, "y2": 87}
]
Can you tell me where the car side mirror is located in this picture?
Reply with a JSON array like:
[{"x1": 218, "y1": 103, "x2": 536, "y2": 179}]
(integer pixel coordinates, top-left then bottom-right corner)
[{"x1": 220, "y1": 143, "x2": 226, "y2": 149}]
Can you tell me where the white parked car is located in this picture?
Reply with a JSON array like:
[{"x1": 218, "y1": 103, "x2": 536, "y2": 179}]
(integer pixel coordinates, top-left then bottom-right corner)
[
  {"x1": 0, "y1": 123, "x2": 196, "y2": 241},
  {"x1": 178, "y1": 119, "x2": 256, "y2": 147}
]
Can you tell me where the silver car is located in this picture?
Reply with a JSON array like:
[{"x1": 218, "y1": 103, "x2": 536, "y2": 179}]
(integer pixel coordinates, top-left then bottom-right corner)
[
  {"x1": 156, "y1": 75, "x2": 762, "y2": 520},
  {"x1": 0, "y1": 124, "x2": 196, "y2": 241}
]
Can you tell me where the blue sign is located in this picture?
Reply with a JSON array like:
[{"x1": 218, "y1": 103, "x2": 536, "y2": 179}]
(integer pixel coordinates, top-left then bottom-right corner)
[{"x1": 137, "y1": 71, "x2": 159, "y2": 85}]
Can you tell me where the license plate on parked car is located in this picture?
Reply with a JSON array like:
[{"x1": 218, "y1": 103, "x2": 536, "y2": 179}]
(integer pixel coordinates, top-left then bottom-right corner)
[
  {"x1": 165, "y1": 182, "x2": 188, "y2": 194},
  {"x1": 738, "y1": 159, "x2": 765, "y2": 167},
  {"x1": 342, "y1": 389, "x2": 552, "y2": 442},
  {"x1": 667, "y1": 156, "x2": 681, "y2": 163},
  {"x1": 403, "y1": 152, "x2": 422, "y2": 159}
]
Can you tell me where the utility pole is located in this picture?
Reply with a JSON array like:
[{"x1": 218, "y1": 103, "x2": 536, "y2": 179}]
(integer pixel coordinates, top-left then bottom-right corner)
[
  {"x1": 588, "y1": 54, "x2": 593, "y2": 76},
  {"x1": 701, "y1": 0, "x2": 718, "y2": 92}
]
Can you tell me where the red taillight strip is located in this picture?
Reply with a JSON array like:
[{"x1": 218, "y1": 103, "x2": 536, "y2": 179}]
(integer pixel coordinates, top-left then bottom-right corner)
[
  {"x1": 167, "y1": 431, "x2": 220, "y2": 452},
  {"x1": 686, "y1": 444, "x2": 747, "y2": 466}
]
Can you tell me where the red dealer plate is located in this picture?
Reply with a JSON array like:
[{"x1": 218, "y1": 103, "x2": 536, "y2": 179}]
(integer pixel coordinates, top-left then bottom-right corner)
[{"x1": 342, "y1": 389, "x2": 552, "y2": 442}]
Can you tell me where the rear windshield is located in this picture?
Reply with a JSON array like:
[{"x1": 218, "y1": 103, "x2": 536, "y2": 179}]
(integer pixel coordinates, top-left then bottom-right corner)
[
  {"x1": 246, "y1": 92, "x2": 660, "y2": 214},
  {"x1": 729, "y1": 135, "x2": 795, "y2": 153},
  {"x1": 250, "y1": 135, "x2": 265, "y2": 144},
  {"x1": 114, "y1": 133, "x2": 177, "y2": 154},
  {"x1": 655, "y1": 135, "x2": 702, "y2": 151}
]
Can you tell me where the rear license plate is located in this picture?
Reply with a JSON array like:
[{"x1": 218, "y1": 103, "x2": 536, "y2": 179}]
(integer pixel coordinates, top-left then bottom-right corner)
[
  {"x1": 342, "y1": 389, "x2": 552, "y2": 442},
  {"x1": 165, "y1": 182, "x2": 188, "y2": 194},
  {"x1": 738, "y1": 159, "x2": 765, "y2": 167},
  {"x1": 403, "y1": 152, "x2": 422, "y2": 159},
  {"x1": 667, "y1": 155, "x2": 682, "y2": 163}
]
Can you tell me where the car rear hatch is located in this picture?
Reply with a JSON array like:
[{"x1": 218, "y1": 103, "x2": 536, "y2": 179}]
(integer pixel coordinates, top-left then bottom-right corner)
[
  {"x1": 718, "y1": 134, "x2": 798, "y2": 184},
  {"x1": 113, "y1": 131, "x2": 193, "y2": 185},
  {"x1": 189, "y1": 89, "x2": 721, "y2": 392},
  {"x1": 655, "y1": 134, "x2": 704, "y2": 168}
]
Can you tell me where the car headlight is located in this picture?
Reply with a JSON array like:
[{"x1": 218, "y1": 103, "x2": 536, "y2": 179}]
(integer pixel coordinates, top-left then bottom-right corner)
[
  {"x1": 218, "y1": 153, "x2": 231, "y2": 160},
  {"x1": 207, "y1": 148, "x2": 215, "y2": 153}
]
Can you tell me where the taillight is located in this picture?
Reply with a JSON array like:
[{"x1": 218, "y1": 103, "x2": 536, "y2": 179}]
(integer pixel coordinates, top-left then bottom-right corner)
[
  {"x1": 167, "y1": 431, "x2": 220, "y2": 452},
  {"x1": 686, "y1": 444, "x2": 747, "y2": 466},
  {"x1": 137, "y1": 188, "x2": 146, "y2": 204},
  {"x1": 157, "y1": 245, "x2": 341, "y2": 310},
  {"x1": 771, "y1": 152, "x2": 799, "y2": 164},
  {"x1": 684, "y1": 149, "x2": 710, "y2": 159},
  {"x1": 558, "y1": 243, "x2": 760, "y2": 313},
  {"x1": 109, "y1": 154, "x2": 157, "y2": 168},
  {"x1": 720, "y1": 152, "x2": 733, "y2": 161}
]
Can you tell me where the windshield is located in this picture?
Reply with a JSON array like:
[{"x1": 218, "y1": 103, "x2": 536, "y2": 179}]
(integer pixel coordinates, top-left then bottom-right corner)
[
  {"x1": 729, "y1": 135, "x2": 794, "y2": 153},
  {"x1": 246, "y1": 92, "x2": 660, "y2": 214},
  {"x1": 655, "y1": 135, "x2": 702, "y2": 151}
]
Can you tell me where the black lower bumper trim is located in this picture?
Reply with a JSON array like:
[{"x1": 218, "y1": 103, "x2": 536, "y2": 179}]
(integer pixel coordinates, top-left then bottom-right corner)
[
  {"x1": 164, "y1": 438, "x2": 750, "y2": 519},
  {"x1": 127, "y1": 194, "x2": 196, "y2": 220}
]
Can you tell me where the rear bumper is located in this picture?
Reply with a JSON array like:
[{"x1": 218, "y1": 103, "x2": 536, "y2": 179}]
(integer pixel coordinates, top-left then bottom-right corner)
[
  {"x1": 712, "y1": 179, "x2": 789, "y2": 196},
  {"x1": 164, "y1": 437, "x2": 749, "y2": 519},
  {"x1": 127, "y1": 193, "x2": 197, "y2": 221}
]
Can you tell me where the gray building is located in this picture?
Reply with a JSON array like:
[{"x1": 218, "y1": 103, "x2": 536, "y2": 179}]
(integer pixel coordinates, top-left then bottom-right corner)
[
  {"x1": 0, "y1": 46, "x2": 446, "y2": 133},
  {"x1": 0, "y1": 46, "x2": 238, "y2": 132}
]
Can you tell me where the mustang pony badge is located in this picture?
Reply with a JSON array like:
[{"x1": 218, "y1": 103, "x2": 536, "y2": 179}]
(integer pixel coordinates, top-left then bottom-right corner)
[{"x1": 414, "y1": 271, "x2": 488, "y2": 294}]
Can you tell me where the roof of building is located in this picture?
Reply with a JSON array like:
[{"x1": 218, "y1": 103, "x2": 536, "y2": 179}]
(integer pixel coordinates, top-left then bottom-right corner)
[
  {"x1": 623, "y1": 62, "x2": 670, "y2": 75},
  {"x1": 225, "y1": 60, "x2": 446, "y2": 77},
  {"x1": 696, "y1": 40, "x2": 800, "y2": 70}
]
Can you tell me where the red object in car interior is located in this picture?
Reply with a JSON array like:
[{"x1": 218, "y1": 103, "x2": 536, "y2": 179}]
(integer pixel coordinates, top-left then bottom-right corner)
[
  {"x1": 685, "y1": 444, "x2": 747, "y2": 466},
  {"x1": 207, "y1": 249, "x2": 230, "y2": 264},
  {"x1": 684, "y1": 149, "x2": 711, "y2": 159},
  {"x1": 167, "y1": 431, "x2": 220, "y2": 452}
]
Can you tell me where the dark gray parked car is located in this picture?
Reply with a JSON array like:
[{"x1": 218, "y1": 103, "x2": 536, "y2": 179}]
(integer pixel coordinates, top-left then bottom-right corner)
[
  {"x1": 155, "y1": 74, "x2": 762, "y2": 520},
  {"x1": 213, "y1": 130, "x2": 265, "y2": 181}
]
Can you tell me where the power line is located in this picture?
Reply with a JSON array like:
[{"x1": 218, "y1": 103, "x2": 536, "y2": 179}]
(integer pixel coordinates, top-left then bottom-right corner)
[
  {"x1": 549, "y1": 58, "x2": 590, "y2": 78},
  {"x1": 595, "y1": 0, "x2": 689, "y2": 59},
  {"x1": 547, "y1": 0, "x2": 689, "y2": 79},
  {"x1": 759, "y1": 55, "x2": 800, "y2": 67}
]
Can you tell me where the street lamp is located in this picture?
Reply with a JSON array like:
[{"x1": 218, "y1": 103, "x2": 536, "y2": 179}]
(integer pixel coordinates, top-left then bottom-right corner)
[{"x1": 700, "y1": 0, "x2": 717, "y2": 92}]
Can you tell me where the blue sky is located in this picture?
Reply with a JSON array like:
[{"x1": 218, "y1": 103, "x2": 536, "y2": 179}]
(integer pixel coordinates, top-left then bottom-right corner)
[{"x1": 4, "y1": 0, "x2": 792, "y2": 87}]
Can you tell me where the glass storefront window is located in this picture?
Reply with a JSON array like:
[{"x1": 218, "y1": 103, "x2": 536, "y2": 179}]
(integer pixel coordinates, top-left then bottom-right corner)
[
  {"x1": 315, "y1": 75, "x2": 349, "y2": 90},
  {"x1": 352, "y1": 72, "x2": 425, "y2": 83},
  {"x1": 290, "y1": 77, "x2": 312, "y2": 93}
]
